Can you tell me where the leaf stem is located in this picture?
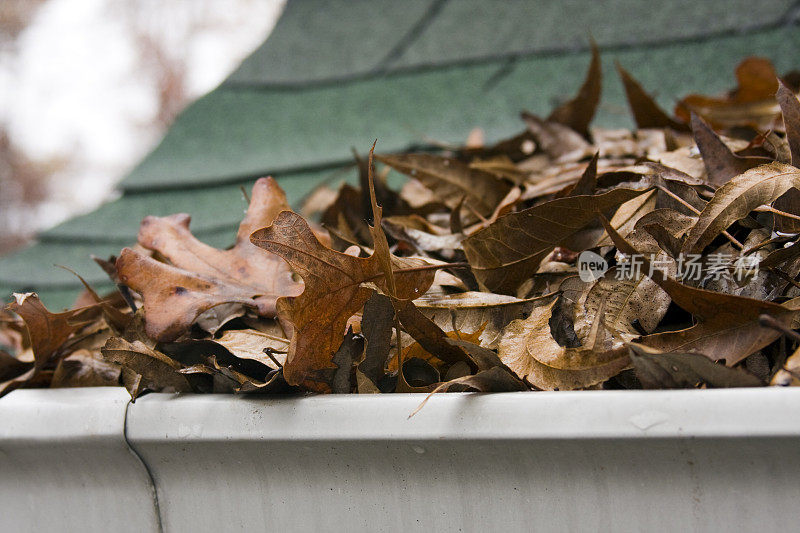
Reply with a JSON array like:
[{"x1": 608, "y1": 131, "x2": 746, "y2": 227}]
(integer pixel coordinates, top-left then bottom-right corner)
[
  {"x1": 262, "y1": 348, "x2": 285, "y2": 368},
  {"x1": 759, "y1": 313, "x2": 800, "y2": 343},
  {"x1": 655, "y1": 185, "x2": 743, "y2": 249},
  {"x1": 362, "y1": 262, "x2": 471, "y2": 284},
  {"x1": 767, "y1": 267, "x2": 800, "y2": 291},
  {"x1": 754, "y1": 205, "x2": 800, "y2": 222}
]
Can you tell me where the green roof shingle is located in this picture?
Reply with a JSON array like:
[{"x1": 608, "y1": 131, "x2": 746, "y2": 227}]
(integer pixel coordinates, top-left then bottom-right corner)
[{"x1": 1, "y1": 0, "x2": 798, "y2": 310}]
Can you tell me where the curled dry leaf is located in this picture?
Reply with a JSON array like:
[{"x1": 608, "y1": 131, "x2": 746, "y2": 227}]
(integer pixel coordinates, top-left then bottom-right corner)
[
  {"x1": 683, "y1": 162, "x2": 800, "y2": 254},
  {"x1": 214, "y1": 328, "x2": 288, "y2": 368},
  {"x1": 576, "y1": 267, "x2": 671, "y2": 343},
  {"x1": 9, "y1": 292, "x2": 92, "y2": 367},
  {"x1": 675, "y1": 57, "x2": 781, "y2": 130},
  {"x1": 250, "y1": 211, "x2": 436, "y2": 391},
  {"x1": 547, "y1": 41, "x2": 601, "y2": 138},
  {"x1": 101, "y1": 337, "x2": 193, "y2": 397},
  {"x1": 117, "y1": 177, "x2": 303, "y2": 341},
  {"x1": 51, "y1": 349, "x2": 122, "y2": 388},
  {"x1": 375, "y1": 153, "x2": 513, "y2": 219},
  {"x1": 1, "y1": 293, "x2": 94, "y2": 397},
  {"x1": 498, "y1": 298, "x2": 629, "y2": 390},
  {"x1": 604, "y1": 217, "x2": 795, "y2": 366},
  {"x1": 616, "y1": 63, "x2": 689, "y2": 131},
  {"x1": 415, "y1": 291, "x2": 538, "y2": 349},
  {"x1": 463, "y1": 188, "x2": 646, "y2": 293}
]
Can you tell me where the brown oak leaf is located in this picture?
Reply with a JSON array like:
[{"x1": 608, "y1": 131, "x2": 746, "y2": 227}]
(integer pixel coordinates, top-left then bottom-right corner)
[
  {"x1": 250, "y1": 211, "x2": 436, "y2": 392},
  {"x1": 116, "y1": 177, "x2": 304, "y2": 342}
]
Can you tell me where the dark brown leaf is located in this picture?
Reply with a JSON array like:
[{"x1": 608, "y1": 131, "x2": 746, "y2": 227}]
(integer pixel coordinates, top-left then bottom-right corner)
[
  {"x1": 617, "y1": 63, "x2": 689, "y2": 131},
  {"x1": 628, "y1": 344, "x2": 763, "y2": 389},
  {"x1": 359, "y1": 292, "x2": 394, "y2": 387},
  {"x1": 375, "y1": 153, "x2": 512, "y2": 219},
  {"x1": 463, "y1": 188, "x2": 647, "y2": 293},
  {"x1": 548, "y1": 41, "x2": 601, "y2": 138},
  {"x1": 603, "y1": 216, "x2": 795, "y2": 366},
  {"x1": 101, "y1": 337, "x2": 193, "y2": 397},
  {"x1": 777, "y1": 81, "x2": 800, "y2": 167},
  {"x1": 691, "y1": 113, "x2": 768, "y2": 185},
  {"x1": 331, "y1": 328, "x2": 363, "y2": 393}
]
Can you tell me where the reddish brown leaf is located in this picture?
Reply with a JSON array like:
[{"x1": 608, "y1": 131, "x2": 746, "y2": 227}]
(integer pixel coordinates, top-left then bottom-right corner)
[
  {"x1": 117, "y1": 177, "x2": 303, "y2": 341},
  {"x1": 675, "y1": 57, "x2": 781, "y2": 130},
  {"x1": 250, "y1": 211, "x2": 436, "y2": 391},
  {"x1": 7, "y1": 293, "x2": 90, "y2": 368}
]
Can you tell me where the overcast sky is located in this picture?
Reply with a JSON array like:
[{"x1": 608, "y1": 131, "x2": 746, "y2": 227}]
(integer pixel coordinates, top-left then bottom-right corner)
[{"x1": 1, "y1": 0, "x2": 284, "y2": 242}]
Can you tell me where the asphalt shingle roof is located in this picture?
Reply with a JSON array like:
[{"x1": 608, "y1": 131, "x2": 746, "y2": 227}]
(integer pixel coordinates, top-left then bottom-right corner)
[{"x1": 2, "y1": 0, "x2": 799, "y2": 308}]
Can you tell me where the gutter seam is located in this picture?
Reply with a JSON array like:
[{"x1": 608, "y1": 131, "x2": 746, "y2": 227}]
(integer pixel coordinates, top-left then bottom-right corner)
[{"x1": 123, "y1": 399, "x2": 164, "y2": 533}]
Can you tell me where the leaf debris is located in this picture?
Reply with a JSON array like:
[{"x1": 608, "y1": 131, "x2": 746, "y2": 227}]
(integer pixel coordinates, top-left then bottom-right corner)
[{"x1": 4, "y1": 55, "x2": 800, "y2": 402}]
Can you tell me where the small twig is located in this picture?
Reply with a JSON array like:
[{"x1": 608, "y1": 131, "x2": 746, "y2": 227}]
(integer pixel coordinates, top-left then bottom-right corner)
[
  {"x1": 742, "y1": 234, "x2": 794, "y2": 256},
  {"x1": 759, "y1": 313, "x2": 800, "y2": 343},
  {"x1": 116, "y1": 285, "x2": 139, "y2": 314},
  {"x1": 263, "y1": 348, "x2": 284, "y2": 368},
  {"x1": 767, "y1": 267, "x2": 800, "y2": 291},
  {"x1": 239, "y1": 185, "x2": 250, "y2": 204},
  {"x1": 362, "y1": 262, "x2": 471, "y2": 285},
  {"x1": 655, "y1": 185, "x2": 702, "y2": 214},
  {"x1": 656, "y1": 185, "x2": 742, "y2": 249},
  {"x1": 465, "y1": 202, "x2": 488, "y2": 223},
  {"x1": 754, "y1": 205, "x2": 800, "y2": 222}
]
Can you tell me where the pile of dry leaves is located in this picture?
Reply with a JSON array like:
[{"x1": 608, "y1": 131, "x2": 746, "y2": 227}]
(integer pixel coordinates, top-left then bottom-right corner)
[{"x1": 4, "y1": 52, "x2": 800, "y2": 400}]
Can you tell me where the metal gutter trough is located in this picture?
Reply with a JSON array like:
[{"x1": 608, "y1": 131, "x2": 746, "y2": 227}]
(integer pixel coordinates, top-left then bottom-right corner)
[{"x1": 2, "y1": 388, "x2": 800, "y2": 532}]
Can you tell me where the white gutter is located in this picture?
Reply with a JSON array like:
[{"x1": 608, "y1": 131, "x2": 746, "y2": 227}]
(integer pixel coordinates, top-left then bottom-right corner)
[
  {"x1": 0, "y1": 388, "x2": 159, "y2": 532},
  {"x1": 2, "y1": 388, "x2": 800, "y2": 532}
]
